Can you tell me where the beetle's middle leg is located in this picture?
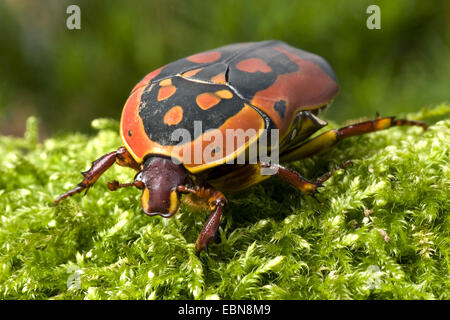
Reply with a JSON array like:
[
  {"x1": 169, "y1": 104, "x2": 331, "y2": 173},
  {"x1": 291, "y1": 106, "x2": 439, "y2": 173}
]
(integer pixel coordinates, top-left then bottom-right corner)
[
  {"x1": 177, "y1": 185, "x2": 227, "y2": 252},
  {"x1": 54, "y1": 146, "x2": 140, "y2": 204},
  {"x1": 281, "y1": 115, "x2": 428, "y2": 162},
  {"x1": 262, "y1": 161, "x2": 352, "y2": 196}
]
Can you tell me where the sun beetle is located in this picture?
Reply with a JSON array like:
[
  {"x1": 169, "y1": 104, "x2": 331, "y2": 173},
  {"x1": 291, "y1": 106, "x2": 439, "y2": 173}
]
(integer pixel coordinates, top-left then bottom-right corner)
[{"x1": 55, "y1": 40, "x2": 427, "y2": 252}]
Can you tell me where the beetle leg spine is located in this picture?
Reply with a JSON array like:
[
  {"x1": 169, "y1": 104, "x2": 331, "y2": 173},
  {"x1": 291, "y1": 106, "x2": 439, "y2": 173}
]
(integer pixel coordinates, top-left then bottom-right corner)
[
  {"x1": 177, "y1": 185, "x2": 227, "y2": 252},
  {"x1": 54, "y1": 147, "x2": 139, "y2": 204}
]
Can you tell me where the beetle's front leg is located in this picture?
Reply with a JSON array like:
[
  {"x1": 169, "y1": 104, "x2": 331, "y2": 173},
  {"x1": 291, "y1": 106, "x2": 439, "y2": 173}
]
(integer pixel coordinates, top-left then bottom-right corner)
[
  {"x1": 177, "y1": 185, "x2": 227, "y2": 252},
  {"x1": 54, "y1": 146, "x2": 140, "y2": 204}
]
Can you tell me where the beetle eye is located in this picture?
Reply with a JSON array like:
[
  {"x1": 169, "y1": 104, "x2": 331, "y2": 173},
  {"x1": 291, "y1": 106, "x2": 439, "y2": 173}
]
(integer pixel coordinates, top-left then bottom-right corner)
[{"x1": 134, "y1": 172, "x2": 143, "y2": 182}]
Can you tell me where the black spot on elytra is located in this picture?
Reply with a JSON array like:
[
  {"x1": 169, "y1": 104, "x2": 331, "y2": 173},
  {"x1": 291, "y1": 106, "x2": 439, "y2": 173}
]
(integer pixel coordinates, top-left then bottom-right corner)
[
  {"x1": 128, "y1": 130, "x2": 132, "y2": 137},
  {"x1": 274, "y1": 100, "x2": 286, "y2": 118}
]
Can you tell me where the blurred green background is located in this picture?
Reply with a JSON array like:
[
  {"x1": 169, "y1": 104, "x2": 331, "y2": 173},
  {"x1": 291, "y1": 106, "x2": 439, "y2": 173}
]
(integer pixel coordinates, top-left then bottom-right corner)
[{"x1": 0, "y1": 0, "x2": 449, "y2": 138}]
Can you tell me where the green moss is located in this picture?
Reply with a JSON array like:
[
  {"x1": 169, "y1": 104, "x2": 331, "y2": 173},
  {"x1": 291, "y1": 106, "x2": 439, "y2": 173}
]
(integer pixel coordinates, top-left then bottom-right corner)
[{"x1": 0, "y1": 104, "x2": 448, "y2": 300}]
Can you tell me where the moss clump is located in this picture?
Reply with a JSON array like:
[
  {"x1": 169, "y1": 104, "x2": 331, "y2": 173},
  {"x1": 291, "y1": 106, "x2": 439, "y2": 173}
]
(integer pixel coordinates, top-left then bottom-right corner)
[{"x1": 0, "y1": 104, "x2": 449, "y2": 300}]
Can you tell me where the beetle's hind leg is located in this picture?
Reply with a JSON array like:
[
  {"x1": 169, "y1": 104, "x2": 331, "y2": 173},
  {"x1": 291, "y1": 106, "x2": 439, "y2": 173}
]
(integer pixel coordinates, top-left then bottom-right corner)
[
  {"x1": 54, "y1": 146, "x2": 140, "y2": 204},
  {"x1": 281, "y1": 115, "x2": 428, "y2": 162}
]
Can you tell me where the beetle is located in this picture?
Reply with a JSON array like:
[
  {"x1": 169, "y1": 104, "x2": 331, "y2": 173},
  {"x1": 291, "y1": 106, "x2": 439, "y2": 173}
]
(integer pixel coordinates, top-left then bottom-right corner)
[{"x1": 55, "y1": 40, "x2": 427, "y2": 252}]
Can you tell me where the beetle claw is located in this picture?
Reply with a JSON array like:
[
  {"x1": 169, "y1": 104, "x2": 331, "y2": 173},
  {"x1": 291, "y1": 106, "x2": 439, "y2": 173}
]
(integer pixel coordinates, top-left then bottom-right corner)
[
  {"x1": 340, "y1": 159, "x2": 353, "y2": 168},
  {"x1": 310, "y1": 193, "x2": 322, "y2": 203},
  {"x1": 82, "y1": 186, "x2": 90, "y2": 196},
  {"x1": 107, "y1": 180, "x2": 120, "y2": 191},
  {"x1": 196, "y1": 244, "x2": 209, "y2": 256}
]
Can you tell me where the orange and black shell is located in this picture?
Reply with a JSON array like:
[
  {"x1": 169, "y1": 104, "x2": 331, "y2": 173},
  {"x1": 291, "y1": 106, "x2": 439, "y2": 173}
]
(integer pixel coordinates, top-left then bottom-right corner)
[{"x1": 120, "y1": 40, "x2": 339, "y2": 173}]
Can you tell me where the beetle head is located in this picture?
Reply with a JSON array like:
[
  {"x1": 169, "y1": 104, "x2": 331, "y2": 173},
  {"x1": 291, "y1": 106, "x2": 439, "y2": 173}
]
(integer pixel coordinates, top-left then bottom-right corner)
[{"x1": 135, "y1": 156, "x2": 186, "y2": 218}]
